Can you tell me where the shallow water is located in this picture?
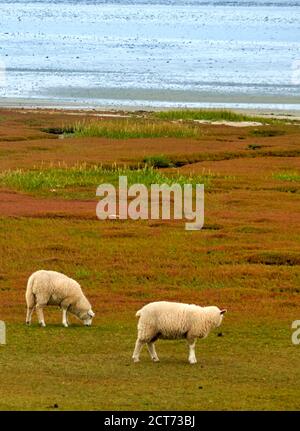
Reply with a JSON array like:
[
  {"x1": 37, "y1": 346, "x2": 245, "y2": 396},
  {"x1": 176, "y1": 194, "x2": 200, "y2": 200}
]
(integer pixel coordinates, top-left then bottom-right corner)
[{"x1": 0, "y1": 0, "x2": 300, "y2": 109}]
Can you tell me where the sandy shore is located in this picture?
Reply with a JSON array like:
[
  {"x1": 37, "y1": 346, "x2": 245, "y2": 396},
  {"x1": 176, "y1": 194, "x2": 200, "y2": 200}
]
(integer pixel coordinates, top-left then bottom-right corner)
[
  {"x1": 1, "y1": 90, "x2": 300, "y2": 110},
  {"x1": 0, "y1": 98, "x2": 300, "y2": 122}
]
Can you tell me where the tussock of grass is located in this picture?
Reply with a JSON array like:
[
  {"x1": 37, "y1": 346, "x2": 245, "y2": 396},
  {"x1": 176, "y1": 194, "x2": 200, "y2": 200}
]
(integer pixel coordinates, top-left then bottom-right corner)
[
  {"x1": 250, "y1": 128, "x2": 285, "y2": 138},
  {"x1": 247, "y1": 252, "x2": 300, "y2": 266},
  {"x1": 0, "y1": 164, "x2": 213, "y2": 196},
  {"x1": 154, "y1": 109, "x2": 269, "y2": 123},
  {"x1": 42, "y1": 127, "x2": 74, "y2": 135},
  {"x1": 247, "y1": 144, "x2": 262, "y2": 150},
  {"x1": 143, "y1": 155, "x2": 173, "y2": 168},
  {"x1": 203, "y1": 223, "x2": 223, "y2": 230},
  {"x1": 63, "y1": 119, "x2": 201, "y2": 139},
  {"x1": 261, "y1": 149, "x2": 300, "y2": 158},
  {"x1": 141, "y1": 149, "x2": 299, "y2": 170},
  {"x1": 273, "y1": 172, "x2": 300, "y2": 182}
]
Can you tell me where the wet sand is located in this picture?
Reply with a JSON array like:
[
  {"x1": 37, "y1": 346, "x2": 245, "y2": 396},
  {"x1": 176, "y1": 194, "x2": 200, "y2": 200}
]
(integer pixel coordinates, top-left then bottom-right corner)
[{"x1": 0, "y1": 98, "x2": 299, "y2": 120}]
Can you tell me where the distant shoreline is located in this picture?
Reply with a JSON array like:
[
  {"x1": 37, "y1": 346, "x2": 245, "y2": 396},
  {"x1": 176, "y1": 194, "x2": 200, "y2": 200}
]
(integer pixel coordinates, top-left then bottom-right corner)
[
  {"x1": 2, "y1": 0, "x2": 300, "y2": 120},
  {"x1": 0, "y1": 96, "x2": 300, "y2": 118}
]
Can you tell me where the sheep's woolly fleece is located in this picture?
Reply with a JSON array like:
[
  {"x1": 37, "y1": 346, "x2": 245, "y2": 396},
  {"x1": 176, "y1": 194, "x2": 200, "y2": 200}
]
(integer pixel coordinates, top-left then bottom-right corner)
[
  {"x1": 136, "y1": 301, "x2": 224, "y2": 341},
  {"x1": 26, "y1": 270, "x2": 92, "y2": 319}
]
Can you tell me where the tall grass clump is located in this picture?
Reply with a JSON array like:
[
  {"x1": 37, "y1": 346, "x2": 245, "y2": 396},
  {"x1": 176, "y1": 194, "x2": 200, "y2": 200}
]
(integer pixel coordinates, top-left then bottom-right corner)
[
  {"x1": 67, "y1": 119, "x2": 200, "y2": 139},
  {"x1": 0, "y1": 164, "x2": 215, "y2": 196},
  {"x1": 154, "y1": 109, "x2": 269, "y2": 123},
  {"x1": 143, "y1": 155, "x2": 173, "y2": 168},
  {"x1": 0, "y1": 164, "x2": 109, "y2": 192},
  {"x1": 273, "y1": 172, "x2": 300, "y2": 182}
]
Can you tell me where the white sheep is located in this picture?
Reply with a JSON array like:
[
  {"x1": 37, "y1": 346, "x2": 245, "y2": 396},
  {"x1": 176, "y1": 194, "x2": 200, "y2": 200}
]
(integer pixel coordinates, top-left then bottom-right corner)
[
  {"x1": 25, "y1": 270, "x2": 95, "y2": 327},
  {"x1": 132, "y1": 301, "x2": 227, "y2": 364}
]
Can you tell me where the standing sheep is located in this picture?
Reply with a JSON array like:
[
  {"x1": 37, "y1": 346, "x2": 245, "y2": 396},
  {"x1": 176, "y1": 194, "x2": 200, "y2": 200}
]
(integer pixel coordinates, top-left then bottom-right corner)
[
  {"x1": 132, "y1": 301, "x2": 227, "y2": 364},
  {"x1": 25, "y1": 270, "x2": 95, "y2": 327}
]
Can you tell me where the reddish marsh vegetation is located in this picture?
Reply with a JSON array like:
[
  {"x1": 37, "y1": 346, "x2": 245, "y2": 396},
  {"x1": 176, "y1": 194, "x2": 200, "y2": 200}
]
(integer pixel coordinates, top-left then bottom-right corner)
[{"x1": 0, "y1": 109, "x2": 299, "y2": 410}]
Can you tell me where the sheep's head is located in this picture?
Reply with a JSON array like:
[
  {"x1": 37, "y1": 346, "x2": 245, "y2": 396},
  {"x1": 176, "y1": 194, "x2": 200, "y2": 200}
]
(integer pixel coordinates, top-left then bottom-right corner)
[
  {"x1": 81, "y1": 309, "x2": 95, "y2": 326},
  {"x1": 203, "y1": 306, "x2": 227, "y2": 328}
]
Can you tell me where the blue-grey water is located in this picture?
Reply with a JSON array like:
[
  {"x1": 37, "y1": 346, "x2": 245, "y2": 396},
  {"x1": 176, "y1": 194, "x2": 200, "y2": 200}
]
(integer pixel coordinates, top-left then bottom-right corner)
[{"x1": 0, "y1": 0, "x2": 300, "y2": 109}]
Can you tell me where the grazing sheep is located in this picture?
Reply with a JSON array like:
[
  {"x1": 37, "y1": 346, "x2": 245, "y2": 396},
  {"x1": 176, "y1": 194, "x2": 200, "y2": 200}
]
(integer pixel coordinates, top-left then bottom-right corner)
[
  {"x1": 25, "y1": 270, "x2": 95, "y2": 327},
  {"x1": 132, "y1": 301, "x2": 227, "y2": 364}
]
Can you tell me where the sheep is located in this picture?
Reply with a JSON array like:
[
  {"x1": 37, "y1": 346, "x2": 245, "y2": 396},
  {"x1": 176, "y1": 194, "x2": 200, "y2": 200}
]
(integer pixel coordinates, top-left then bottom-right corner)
[
  {"x1": 132, "y1": 301, "x2": 227, "y2": 364},
  {"x1": 25, "y1": 270, "x2": 95, "y2": 327}
]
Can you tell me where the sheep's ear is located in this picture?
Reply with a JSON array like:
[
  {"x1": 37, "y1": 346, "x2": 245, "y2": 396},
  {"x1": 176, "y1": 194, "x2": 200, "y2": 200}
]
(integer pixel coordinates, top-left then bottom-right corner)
[
  {"x1": 220, "y1": 309, "x2": 227, "y2": 315},
  {"x1": 88, "y1": 310, "x2": 95, "y2": 318}
]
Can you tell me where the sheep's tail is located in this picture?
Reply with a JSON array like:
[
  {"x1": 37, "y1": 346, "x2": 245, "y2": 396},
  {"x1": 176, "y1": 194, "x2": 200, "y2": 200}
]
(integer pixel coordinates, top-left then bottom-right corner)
[
  {"x1": 135, "y1": 308, "x2": 142, "y2": 317},
  {"x1": 25, "y1": 275, "x2": 36, "y2": 308}
]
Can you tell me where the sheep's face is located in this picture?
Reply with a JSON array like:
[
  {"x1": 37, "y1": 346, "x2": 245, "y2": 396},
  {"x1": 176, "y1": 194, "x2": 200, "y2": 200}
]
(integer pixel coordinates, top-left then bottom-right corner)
[
  {"x1": 203, "y1": 306, "x2": 227, "y2": 328},
  {"x1": 81, "y1": 309, "x2": 95, "y2": 326}
]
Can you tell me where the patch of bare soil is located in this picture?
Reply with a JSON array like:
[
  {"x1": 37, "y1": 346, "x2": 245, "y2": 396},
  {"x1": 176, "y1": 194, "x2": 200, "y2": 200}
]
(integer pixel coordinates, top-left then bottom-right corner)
[{"x1": 0, "y1": 190, "x2": 96, "y2": 218}]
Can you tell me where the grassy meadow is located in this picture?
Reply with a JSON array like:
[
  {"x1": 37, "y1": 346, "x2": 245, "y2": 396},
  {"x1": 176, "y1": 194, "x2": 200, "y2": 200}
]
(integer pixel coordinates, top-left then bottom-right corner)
[
  {"x1": 0, "y1": 108, "x2": 299, "y2": 410},
  {"x1": 153, "y1": 109, "x2": 272, "y2": 123}
]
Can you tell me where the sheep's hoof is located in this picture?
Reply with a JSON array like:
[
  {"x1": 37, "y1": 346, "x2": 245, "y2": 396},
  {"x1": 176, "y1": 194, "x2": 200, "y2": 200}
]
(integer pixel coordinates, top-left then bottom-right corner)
[
  {"x1": 152, "y1": 358, "x2": 160, "y2": 362},
  {"x1": 132, "y1": 357, "x2": 140, "y2": 363},
  {"x1": 189, "y1": 359, "x2": 197, "y2": 365},
  {"x1": 39, "y1": 322, "x2": 46, "y2": 328},
  {"x1": 26, "y1": 321, "x2": 31, "y2": 326},
  {"x1": 63, "y1": 324, "x2": 69, "y2": 328}
]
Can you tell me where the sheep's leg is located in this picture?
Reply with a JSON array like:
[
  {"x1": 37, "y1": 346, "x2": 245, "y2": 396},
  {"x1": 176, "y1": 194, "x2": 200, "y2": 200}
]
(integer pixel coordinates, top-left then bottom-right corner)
[
  {"x1": 132, "y1": 338, "x2": 145, "y2": 363},
  {"x1": 25, "y1": 289, "x2": 35, "y2": 325},
  {"x1": 26, "y1": 307, "x2": 34, "y2": 325},
  {"x1": 62, "y1": 308, "x2": 69, "y2": 327},
  {"x1": 187, "y1": 338, "x2": 197, "y2": 364},
  {"x1": 147, "y1": 342, "x2": 160, "y2": 362},
  {"x1": 36, "y1": 304, "x2": 46, "y2": 327}
]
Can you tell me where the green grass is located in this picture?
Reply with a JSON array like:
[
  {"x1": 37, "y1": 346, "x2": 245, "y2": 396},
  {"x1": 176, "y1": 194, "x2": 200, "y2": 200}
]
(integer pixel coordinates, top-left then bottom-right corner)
[
  {"x1": 0, "y1": 164, "x2": 214, "y2": 198},
  {"x1": 0, "y1": 201, "x2": 299, "y2": 410},
  {"x1": 74, "y1": 267, "x2": 92, "y2": 280},
  {"x1": 273, "y1": 172, "x2": 300, "y2": 182},
  {"x1": 247, "y1": 251, "x2": 300, "y2": 266},
  {"x1": 154, "y1": 109, "x2": 269, "y2": 123},
  {"x1": 60, "y1": 119, "x2": 201, "y2": 139},
  {"x1": 250, "y1": 128, "x2": 286, "y2": 138},
  {"x1": 143, "y1": 155, "x2": 173, "y2": 168},
  {"x1": 1, "y1": 320, "x2": 300, "y2": 410}
]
